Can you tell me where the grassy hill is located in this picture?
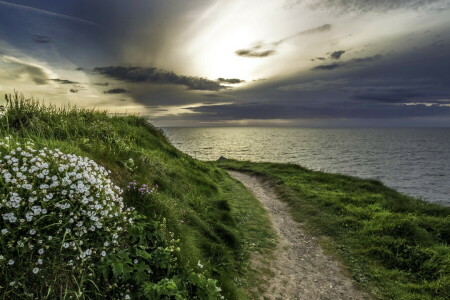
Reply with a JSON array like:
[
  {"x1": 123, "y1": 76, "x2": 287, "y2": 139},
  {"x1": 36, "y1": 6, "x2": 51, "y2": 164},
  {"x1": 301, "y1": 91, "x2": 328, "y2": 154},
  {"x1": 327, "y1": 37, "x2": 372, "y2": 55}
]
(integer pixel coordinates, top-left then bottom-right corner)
[
  {"x1": 1, "y1": 93, "x2": 449, "y2": 299},
  {"x1": 0, "y1": 94, "x2": 275, "y2": 299}
]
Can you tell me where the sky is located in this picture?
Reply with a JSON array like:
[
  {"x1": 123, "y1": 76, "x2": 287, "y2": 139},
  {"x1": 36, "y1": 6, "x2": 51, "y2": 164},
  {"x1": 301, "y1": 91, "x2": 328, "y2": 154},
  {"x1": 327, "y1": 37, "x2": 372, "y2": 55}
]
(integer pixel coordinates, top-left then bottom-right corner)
[{"x1": 0, "y1": 0, "x2": 450, "y2": 127}]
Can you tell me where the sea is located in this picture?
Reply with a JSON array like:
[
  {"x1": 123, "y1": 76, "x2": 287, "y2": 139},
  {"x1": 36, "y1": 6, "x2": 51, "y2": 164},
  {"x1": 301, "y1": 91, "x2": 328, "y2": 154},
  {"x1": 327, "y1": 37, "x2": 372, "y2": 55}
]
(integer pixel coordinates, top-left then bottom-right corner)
[{"x1": 163, "y1": 127, "x2": 450, "y2": 206}]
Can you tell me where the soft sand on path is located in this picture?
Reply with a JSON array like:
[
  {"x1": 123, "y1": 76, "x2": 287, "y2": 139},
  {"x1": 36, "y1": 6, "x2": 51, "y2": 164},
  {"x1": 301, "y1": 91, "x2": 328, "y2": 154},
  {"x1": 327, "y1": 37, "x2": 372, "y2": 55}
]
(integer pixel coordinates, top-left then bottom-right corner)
[{"x1": 228, "y1": 171, "x2": 371, "y2": 300}]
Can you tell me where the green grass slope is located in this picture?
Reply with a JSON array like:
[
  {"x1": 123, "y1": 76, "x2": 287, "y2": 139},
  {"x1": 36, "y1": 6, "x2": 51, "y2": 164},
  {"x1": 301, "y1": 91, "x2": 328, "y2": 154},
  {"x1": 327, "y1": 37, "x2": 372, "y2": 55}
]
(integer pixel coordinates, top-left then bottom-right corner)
[
  {"x1": 217, "y1": 160, "x2": 450, "y2": 300},
  {"x1": 0, "y1": 94, "x2": 275, "y2": 299}
]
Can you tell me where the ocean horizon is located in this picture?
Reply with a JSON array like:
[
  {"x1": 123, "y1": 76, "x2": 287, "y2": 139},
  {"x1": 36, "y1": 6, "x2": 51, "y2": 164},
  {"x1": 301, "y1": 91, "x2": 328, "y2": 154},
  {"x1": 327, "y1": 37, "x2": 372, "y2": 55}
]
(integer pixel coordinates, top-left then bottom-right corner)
[{"x1": 164, "y1": 127, "x2": 450, "y2": 206}]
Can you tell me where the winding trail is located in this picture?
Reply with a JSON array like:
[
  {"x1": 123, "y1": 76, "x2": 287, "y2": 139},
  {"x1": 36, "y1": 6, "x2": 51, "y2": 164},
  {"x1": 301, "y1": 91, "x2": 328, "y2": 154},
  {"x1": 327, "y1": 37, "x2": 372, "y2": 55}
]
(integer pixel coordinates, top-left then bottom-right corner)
[{"x1": 228, "y1": 171, "x2": 371, "y2": 300}]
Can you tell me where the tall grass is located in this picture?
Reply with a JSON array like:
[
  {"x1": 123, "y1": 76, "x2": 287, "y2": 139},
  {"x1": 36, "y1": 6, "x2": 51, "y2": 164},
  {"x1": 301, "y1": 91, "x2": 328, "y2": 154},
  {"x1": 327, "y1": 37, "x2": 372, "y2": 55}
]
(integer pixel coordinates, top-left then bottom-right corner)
[{"x1": 0, "y1": 93, "x2": 275, "y2": 299}]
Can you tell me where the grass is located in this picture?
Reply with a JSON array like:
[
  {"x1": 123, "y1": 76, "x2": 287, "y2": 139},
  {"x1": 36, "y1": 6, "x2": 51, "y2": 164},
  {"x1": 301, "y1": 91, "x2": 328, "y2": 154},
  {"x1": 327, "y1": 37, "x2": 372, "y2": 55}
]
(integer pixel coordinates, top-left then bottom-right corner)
[
  {"x1": 6, "y1": 92, "x2": 448, "y2": 299},
  {"x1": 0, "y1": 93, "x2": 276, "y2": 299},
  {"x1": 217, "y1": 160, "x2": 450, "y2": 300}
]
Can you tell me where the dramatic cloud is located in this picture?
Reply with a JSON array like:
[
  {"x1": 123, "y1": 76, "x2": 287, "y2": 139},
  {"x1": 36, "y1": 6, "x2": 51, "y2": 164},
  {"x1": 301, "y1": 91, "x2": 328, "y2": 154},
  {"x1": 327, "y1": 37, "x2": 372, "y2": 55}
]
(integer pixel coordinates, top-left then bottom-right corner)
[
  {"x1": 1, "y1": 56, "x2": 52, "y2": 85},
  {"x1": 93, "y1": 66, "x2": 224, "y2": 91},
  {"x1": 350, "y1": 84, "x2": 450, "y2": 104},
  {"x1": 104, "y1": 88, "x2": 128, "y2": 94},
  {"x1": 1, "y1": 0, "x2": 449, "y2": 126},
  {"x1": 312, "y1": 54, "x2": 383, "y2": 71},
  {"x1": 330, "y1": 50, "x2": 346, "y2": 60},
  {"x1": 51, "y1": 79, "x2": 78, "y2": 84},
  {"x1": 185, "y1": 101, "x2": 450, "y2": 121},
  {"x1": 236, "y1": 24, "x2": 331, "y2": 58},
  {"x1": 217, "y1": 78, "x2": 245, "y2": 84}
]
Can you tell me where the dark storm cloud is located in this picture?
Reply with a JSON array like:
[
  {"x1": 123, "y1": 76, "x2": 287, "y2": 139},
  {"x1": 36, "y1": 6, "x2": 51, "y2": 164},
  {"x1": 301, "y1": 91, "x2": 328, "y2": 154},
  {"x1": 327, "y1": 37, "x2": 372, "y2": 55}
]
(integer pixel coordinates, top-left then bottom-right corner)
[
  {"x1": 287, "y1": 0, "x2": 448, "y2": 12},
  {"x1": 206, "y1": 39, "x2": 450, "y2": 124},
  {"x1": 236, "y1": 24, "x2": 331, "y2": 58},
  {"x1": 330, "y1": 50, "x2": 346, "y2": 59},
  {"x1": 235, "y1": 48, "x2": 276, "y2": 58},
  {"x1": 32, "y1": 35, "x2": 51, "y2": 43},
  {"x1": 104, "y1": 88, "x2": 128, "y2": 94},
  {"x1": 313, "y1": 63, "x2": 340, "y2": 70},
  {"x1": 312, "y1": 54, "x2": 383, "y2": 71},
  {"x1": 2, "y1": 0, "x2": 449, "y2": 126},
  {"x1": 185, "y1": 101, "x2": 450, "y2": 120},
  {"x1": 51, "y1": 79, "x2": 78, "y2": 84},
  {"x1": 350, "y1": 84, "x2": 450, "y2": 104},
  {"x1": 217, "y1": 78, "x2": 245, "y2": 84},
  {"x1": 353, "y1": 90, "x2": 425, "y2": 103},
  {"x1": 93, "y1": 66, "x2": 224, "y2": 91}
]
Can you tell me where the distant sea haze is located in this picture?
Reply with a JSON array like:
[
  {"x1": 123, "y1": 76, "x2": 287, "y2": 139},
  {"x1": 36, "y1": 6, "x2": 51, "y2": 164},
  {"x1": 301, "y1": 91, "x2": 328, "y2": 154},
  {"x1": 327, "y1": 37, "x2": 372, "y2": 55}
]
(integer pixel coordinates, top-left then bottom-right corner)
[{"x1": 163, "y1": 127, "x2": 450, "y2": 206}]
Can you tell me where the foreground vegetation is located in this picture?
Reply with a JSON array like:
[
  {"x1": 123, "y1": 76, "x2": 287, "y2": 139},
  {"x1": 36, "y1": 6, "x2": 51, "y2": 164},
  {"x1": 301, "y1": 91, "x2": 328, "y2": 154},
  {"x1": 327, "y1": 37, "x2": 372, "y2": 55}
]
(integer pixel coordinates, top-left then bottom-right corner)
[
  {"x1": 3, "y1": 93, "x2": 448, "y2": 299},
  {"x1": 217, "y1": 160, "x2": 450, "y2": 299},
  {"x1": 0, "y1": 94, "x2": 275, "y2": 299}
]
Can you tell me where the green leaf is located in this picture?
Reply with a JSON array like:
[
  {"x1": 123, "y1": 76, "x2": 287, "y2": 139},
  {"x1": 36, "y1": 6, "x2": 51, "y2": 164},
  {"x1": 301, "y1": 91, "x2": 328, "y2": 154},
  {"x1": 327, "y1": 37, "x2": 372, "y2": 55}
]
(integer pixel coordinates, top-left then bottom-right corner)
[
  {"x1": 111, "y1": 261, "x2": 124, "y2": 277},
  {"x1": 133, "y1": 263, "x2": 150, "y2": 284},
  {"x1": 136, "y1": 249, "x2": 152, "y2": 260}
]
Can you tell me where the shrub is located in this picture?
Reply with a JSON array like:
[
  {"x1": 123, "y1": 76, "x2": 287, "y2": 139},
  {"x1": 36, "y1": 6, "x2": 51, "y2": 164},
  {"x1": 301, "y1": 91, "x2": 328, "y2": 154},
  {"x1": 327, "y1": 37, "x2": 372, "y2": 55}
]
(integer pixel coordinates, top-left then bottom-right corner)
[
  {"x1": 0, "y1": 138, "x2": 224, "y2": 299},
  {"x1": 0, "y1": 137, "x2": 133, "y2": 298}
]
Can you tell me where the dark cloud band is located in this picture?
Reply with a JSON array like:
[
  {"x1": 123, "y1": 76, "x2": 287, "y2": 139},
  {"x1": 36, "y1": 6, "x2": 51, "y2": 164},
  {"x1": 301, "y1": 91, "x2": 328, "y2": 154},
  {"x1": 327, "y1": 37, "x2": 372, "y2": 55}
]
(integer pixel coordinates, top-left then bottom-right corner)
[
  {"x1": 217, "y1": 78, "x2": 245, "y2": 84},
  {"x1": 312, "y1": 54, "x2": 383, "y2": 71},
  {"x1": 104, "y1": 88, "x2": 128, "y2": 94},
  {"x1": 51, "y1": 79, "x2": 78, "y2": 84},
  {"x1": 93, "y1": 66, "x2": 225, "y2": 91}
]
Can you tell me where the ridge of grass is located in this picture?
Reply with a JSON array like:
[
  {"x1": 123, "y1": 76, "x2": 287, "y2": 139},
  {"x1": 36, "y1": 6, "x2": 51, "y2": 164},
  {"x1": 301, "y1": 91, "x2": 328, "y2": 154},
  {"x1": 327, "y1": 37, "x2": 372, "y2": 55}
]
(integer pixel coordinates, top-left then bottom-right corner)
[
  {"x1": 217, "y1": 160, "x2": 450, "y2": 300},
  {"x1": 0, "y1": 93, "x2": 276, "y2": 299}
]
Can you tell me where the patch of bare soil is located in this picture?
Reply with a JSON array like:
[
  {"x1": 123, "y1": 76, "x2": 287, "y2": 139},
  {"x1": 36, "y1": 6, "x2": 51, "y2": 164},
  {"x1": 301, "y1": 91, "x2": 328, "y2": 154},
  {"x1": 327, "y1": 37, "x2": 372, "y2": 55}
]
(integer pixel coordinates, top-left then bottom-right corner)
[{"x1": 228, "y1": 171, "x2": 371, "y2": 300}]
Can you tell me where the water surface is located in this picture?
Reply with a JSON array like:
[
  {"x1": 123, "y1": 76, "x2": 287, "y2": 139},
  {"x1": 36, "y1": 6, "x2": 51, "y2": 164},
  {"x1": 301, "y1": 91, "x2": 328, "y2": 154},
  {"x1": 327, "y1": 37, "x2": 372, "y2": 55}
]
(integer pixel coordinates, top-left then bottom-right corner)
[{"x1": 163, "y1": 127, "x2": 450, "y2": 205}]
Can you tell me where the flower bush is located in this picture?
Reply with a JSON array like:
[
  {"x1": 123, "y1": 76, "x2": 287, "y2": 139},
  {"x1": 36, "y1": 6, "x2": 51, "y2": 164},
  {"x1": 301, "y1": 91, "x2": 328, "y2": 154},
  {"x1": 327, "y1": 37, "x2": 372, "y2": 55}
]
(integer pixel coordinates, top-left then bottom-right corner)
[
  {"x1": 0, "y1": 137, "x2": 133, "y2": 297},
  {"x1": 0, "y1": 138, "x2": 224, "y2": 299}
]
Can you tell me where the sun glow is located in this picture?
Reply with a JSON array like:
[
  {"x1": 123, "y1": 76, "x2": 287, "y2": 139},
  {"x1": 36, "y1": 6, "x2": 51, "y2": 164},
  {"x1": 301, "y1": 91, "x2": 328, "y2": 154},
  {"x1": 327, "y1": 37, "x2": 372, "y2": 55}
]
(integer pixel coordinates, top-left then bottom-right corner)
[{"x1": 176, "y1": 0, "x2": 287, "y2": 81}]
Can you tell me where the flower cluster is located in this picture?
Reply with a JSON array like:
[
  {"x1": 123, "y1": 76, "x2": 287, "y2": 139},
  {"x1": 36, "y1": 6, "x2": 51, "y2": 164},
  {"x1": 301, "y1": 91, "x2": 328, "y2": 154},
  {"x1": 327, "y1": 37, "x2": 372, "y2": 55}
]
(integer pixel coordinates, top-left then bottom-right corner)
[
  {"x1": 127, "y1": 181, "x2": 157, "y2": 195},
  {"x1": 0, "y1": 138, "x2": 134, "y2": 291}
]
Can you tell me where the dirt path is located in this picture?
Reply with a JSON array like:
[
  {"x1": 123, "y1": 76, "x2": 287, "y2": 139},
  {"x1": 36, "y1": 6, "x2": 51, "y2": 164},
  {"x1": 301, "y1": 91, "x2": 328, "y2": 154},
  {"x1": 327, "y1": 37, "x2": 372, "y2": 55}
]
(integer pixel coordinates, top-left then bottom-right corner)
[{"x1": 228, "y1": 171, "x2": 371, "y2": 300}]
